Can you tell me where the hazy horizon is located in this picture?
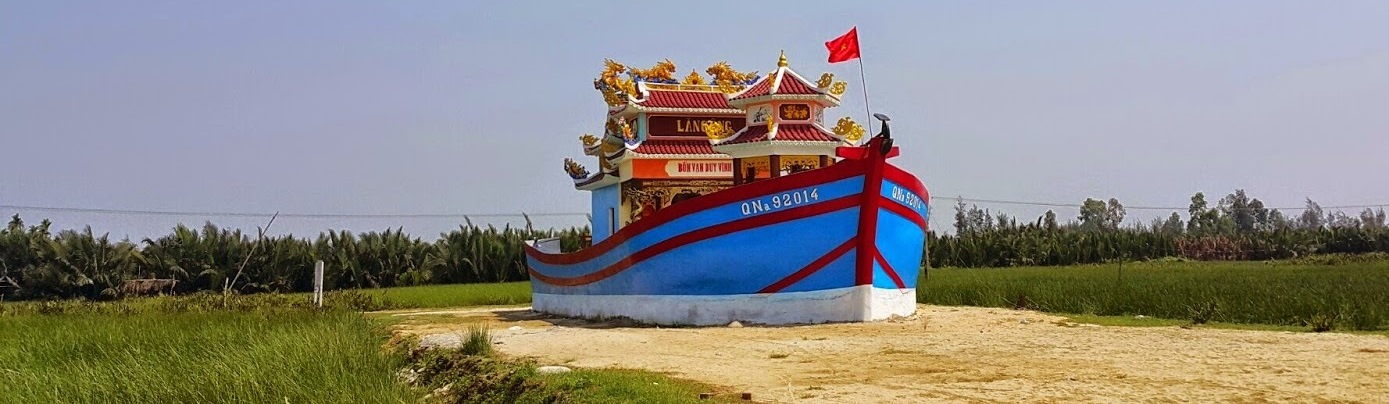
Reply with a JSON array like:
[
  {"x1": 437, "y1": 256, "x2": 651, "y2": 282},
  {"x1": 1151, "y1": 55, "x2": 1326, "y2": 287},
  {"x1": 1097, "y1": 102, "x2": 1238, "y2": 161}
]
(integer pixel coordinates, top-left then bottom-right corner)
[{"x1": 3, "y1": 1, "x2": 1387, "y2": 240}]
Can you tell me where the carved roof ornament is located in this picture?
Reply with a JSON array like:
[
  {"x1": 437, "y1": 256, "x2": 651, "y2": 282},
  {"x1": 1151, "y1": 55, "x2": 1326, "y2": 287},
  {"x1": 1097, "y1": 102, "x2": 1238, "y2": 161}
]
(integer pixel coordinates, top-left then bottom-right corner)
[
  {"x1": 580, "y1": 134, "x2": 601, "y2": 148},
  {"x1": 604, "y1": 118, "x2": 620, "y2": 135},
  {"x1": 832, "y1": 117, "x2": 865, "y2": 143},
  {"x1": 706, "y1": 61, "x2": 759, "y2": 88},
  {"x1": 628, "y1": 59, "x2": 678, "y2": 84},
  {"x1": 682, "y1": 70, "x2": 707, "y2": 85},
  {"x1": 777, "y1": 50, "x2": 788, "y2": 68},
  {"x1": 829, "y1": 81, "x2": 848, "y2": 96},
  {"x1": 817, "y1": 70, "x2": 848, "y2": 97},
  {"x1": 594, "y1": 59, "x2": 636, "y2": 106},
  {"x1": 600, "y1": 141, "x2": 621, "y2": 155},
  {"x1": 618, "y1": 119, "x2": 635, "y2": 143},
  {"x1": 598, "y1": 59, "x2": 626, "y2": 82},
  {"x1": 563, "y1": 158, "x2": 591, "y2": 180},
  {"x1": 702, "y1": 120, "x2": 734, "y2": 141},
  {"x1": 598, "y1": 58, "x2": 716, "y2": 105}
]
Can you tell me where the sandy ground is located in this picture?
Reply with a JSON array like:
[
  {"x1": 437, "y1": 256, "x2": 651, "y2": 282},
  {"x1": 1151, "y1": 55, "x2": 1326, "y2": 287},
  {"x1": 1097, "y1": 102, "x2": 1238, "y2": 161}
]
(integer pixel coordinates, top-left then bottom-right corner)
[{"x1": 386, "y1": 305, "x2": 1389, "y2": 403}]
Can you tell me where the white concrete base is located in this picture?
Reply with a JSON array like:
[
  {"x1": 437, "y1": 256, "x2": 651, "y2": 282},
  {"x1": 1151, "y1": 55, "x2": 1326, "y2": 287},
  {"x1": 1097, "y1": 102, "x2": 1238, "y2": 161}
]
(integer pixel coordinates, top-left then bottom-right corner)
[{"x1": 532, "y1": 285, "x2": 916, "y2": 326}]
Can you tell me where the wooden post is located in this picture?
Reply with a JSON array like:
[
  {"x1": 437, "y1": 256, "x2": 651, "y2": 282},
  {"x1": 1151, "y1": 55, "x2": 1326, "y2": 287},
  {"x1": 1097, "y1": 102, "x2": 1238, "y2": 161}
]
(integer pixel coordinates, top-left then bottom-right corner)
[
  {"x1": 1117, "y1": 254, "x2": 1124, "y2": 285},
  {"x1": 313, "y1": 260, "x2": 325, "y2": 307},
  {"x1": 923, "y1": 201, "x2": 931, "y2": 280},
  {"x1": 769, "y1": 154, "x2": 781, "y2": 178},
  {"x1": 732, "y1": 157, "x2": 743, "y2": 184}
]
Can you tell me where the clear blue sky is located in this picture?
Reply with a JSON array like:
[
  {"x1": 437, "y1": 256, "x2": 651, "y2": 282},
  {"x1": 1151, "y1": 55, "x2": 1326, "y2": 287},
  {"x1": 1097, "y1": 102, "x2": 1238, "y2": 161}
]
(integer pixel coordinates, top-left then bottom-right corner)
[{"x1": 3, "y1": 1, "x2": 1387, "y2": 239}]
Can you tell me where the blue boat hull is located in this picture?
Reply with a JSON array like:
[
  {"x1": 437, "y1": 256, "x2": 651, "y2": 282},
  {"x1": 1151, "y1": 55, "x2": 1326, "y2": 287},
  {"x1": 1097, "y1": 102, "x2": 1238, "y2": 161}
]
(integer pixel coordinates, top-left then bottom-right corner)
[{"x1": 526, "y1": 140, "x2": 928, "y2": 325}]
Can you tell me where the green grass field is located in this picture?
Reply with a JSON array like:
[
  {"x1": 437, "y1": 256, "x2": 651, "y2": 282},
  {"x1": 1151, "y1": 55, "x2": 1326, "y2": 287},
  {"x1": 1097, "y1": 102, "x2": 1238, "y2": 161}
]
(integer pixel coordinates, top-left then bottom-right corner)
[
  {"x1": 0, "y1": 283, "x2": 730, "y2": 404},
  {"x1": 346, "y1": 259, "x2": 1389, "y2": 332},
  {"x1": 323, "y1": 281, "x2": 533, "y2": 309},
  {"x1": 0, "y1": 311, "x2": 414, "y2": 404},
  {"x1": 535, "y1": 369, "x2": 738, "y2": 403},
  {"x1": 6, "y1": 257, "x2": 1386, "y2": 402},
  {"x1": 0, "y1": 281, "x2": 534, "y2": 315},
  {"x1": 920, "y1": 257, "x2": 1389, "y2": 331}
]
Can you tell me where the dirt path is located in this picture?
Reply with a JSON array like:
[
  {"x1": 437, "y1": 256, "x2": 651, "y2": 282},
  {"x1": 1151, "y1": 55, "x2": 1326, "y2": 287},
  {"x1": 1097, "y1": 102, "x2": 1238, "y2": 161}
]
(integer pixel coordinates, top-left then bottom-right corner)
[{"x1": 387, "y1": 305, "x2": 1389, "y2": 403}]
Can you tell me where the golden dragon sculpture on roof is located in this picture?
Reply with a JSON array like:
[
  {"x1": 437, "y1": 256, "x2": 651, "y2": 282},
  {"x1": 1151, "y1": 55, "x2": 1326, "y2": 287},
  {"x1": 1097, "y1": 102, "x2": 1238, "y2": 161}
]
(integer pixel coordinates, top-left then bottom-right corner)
[{"x1": 594, "y1": 59, "x2": 763, "y2": 104}]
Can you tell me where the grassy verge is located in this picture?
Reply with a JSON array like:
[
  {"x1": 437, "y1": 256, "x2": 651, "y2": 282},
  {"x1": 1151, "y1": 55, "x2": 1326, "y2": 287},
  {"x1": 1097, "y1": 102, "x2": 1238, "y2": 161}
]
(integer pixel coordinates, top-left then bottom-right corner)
[
  {"x1": 323, "y1": 281, "x2": 532, "y2": 309},
  {"x1": 1060, "y1": 313, "x2": 1308, "y2": 332},
  {"x1": 400, "y1": 327, "x2": 738, "y2": 404},
  {"x1": 1, "y1": 286, "x2": 735, "y2": 403},
  {"x1": 0, "y1": 282, "x2": 534, "y2": 316},
  {"x1": 536, "y1": 369, "x2": 739, "y2": 403},
  {"x1": 922, "y1": 256, "x2": 1389, "y2": 331},
  {"x1": 0, "y1": 311, "x2": 414, "y2": 403},
  {"x1": 1057, "y1": 313, "x2": 1389, "y2": 336}
]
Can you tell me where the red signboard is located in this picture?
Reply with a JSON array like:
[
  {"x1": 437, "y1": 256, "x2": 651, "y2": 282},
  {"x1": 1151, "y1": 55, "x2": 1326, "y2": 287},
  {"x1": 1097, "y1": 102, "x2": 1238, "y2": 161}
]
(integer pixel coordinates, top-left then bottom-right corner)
[
  {"x1": 779, "y1": 104, "x2": 811, "y2": 121},
  {"x1": 647, "y1": 116, "x2": 746, "y2": 137},
  {"x1": 632, "y1": 158, "x2": 734, "y2": 179}
]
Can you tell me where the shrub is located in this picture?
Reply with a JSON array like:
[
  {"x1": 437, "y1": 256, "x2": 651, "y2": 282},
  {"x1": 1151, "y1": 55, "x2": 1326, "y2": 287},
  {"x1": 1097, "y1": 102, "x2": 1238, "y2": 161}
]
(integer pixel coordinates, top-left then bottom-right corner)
[
  {"x1": 1308, "y1": 312, "x2": 1337, "y2": 332},
  {"x1": 461, "y1": 324, "x2": 494, "y2": 357}
]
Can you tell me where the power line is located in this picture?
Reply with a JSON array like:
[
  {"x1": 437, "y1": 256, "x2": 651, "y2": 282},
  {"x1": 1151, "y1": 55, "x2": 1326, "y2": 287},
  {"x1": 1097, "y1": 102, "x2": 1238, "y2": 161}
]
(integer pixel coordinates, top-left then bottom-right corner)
[
  {"x1": 0, "y1": 204, "x2": 588, "y2": 219},
  {"x1": 933, "y1": 197, "x2": 1388, "y2": 212},
  {"x1": 4, "y1": 195, "x2": 1386, "y2": 219}
]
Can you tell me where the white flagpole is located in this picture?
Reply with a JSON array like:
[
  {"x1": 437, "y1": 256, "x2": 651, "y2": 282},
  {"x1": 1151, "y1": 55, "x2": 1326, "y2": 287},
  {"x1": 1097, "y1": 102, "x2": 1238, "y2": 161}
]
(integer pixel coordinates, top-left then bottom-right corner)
[{"x1": 857, "y1": 56, "x2": 873, "y2": 136}]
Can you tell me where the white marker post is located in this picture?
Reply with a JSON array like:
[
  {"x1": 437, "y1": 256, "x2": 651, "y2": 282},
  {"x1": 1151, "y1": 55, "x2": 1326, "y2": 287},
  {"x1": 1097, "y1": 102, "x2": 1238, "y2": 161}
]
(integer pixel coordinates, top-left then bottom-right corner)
[{"x1": 313, "y1": 260, "x2": 324, "y2": 307}]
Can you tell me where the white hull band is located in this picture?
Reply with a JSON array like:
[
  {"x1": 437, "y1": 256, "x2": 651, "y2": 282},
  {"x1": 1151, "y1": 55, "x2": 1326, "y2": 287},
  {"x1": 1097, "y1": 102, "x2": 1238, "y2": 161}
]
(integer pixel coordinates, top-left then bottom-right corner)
[{"x1": 531, "y1": 285, "x2": 916, "y2": 326}]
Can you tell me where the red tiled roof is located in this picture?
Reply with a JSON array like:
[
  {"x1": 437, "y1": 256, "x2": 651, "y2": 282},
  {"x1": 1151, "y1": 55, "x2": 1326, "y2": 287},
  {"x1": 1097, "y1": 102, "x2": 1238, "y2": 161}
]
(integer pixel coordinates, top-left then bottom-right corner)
[
  {"x1": 638, "y1": 90, "x2": 736, "y2": 109},
  {"x1": 773, "y1": 72, "x2": 821, "y2": 95},
  {"x1": 730, "y1": 68, "x2": 825, "y2": 101},
  {"x1": 720, "y1": 124, "x2": 839, "y2": 145},
  {"x1": 632, "y1": 139, "x2": 720, "y2": 155},
  {"x1": 729, "y1": 77, "x2": 774, "y2": 101}
]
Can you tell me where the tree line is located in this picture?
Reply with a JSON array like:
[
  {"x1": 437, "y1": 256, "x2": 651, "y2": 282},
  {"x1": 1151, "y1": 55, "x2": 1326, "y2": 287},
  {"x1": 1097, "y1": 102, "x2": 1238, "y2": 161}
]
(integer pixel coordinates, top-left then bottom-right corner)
[
  {"x1": 0, "y1": 215, "x2": 587, "y2": 301},
  {"x1": 5, "y1": 188, "x2": 1386, "y2": 300},
  {"x1": 928, "y1": 189, "x2": 1389, "y2": 268}
]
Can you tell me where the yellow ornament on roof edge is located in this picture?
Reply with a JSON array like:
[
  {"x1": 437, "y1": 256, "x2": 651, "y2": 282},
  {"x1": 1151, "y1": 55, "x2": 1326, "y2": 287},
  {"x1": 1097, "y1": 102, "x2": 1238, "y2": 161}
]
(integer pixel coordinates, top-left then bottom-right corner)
[
  {"x1": 682, "y1": 70, "x2": 706, "y2": 86},
  {"x1": 830, "y1": 81, "x2": 848, "y2": 96},
  {"x1": 832, "y1": 117, "x2": 864, "y2": 142},
  {"x1": 580, "y1": 134, "x2": 600, "y2": 147},
  {"x1": 702, "y1": 120, "x2": 733, "y2": 140},
  {"x1": 706, "y1": 61, "x2": 757, "y2": 87},
  {"x1": 817, "y1": 73, "x2": 834, "y2": 88}
]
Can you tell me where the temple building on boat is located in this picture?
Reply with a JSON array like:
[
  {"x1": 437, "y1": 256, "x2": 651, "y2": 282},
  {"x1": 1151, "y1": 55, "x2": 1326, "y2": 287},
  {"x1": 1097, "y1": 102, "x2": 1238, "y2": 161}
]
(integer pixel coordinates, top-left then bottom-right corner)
[{"x1": 564, "y1": 52, "x2": 867, "y2": 242}]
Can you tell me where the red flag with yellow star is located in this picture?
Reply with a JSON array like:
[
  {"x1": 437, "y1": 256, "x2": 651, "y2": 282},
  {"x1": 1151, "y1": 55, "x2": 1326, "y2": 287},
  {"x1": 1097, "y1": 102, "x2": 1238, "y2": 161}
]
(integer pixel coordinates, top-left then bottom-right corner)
[{"x1": 825, "y1": 27, "x2": 860, "y2": 63}]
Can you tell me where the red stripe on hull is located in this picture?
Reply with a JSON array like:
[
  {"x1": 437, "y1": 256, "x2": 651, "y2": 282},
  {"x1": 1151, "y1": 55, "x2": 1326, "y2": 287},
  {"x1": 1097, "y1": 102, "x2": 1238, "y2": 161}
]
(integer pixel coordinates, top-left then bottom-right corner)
[
  {"x1": 872, "y1": 251, "x2": 908, "y2": 289},
  {"x1": 756, "y1": 237, "x2": 858, "y2": 294},
  {"x1": 883, "y1": 164, "x2": 929, "y2": 204},
  {"x1": 528, "y1": 157, "x2": 870, "y2": 265},
  {"x1": 854, "y1": 138, "x2": 890, "y2": 286},
  {"x1": 879, "y1": 196, "x2": 928, "y2": 232},
  {"x1": 528, "y1": 194, "x2": 861, "y2": 287}
]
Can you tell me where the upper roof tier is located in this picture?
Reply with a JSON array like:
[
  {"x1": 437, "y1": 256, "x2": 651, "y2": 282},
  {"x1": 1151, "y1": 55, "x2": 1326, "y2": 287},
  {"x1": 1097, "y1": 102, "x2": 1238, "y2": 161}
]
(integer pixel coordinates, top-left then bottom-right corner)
[
  {"x1": 632, "y1": 138, "x2": 721, "y2": 157},
  {"x1": 726, "y1": 52, "x2": 843, "y2": 109},
  {"x1": 717, "y1": 123, "x2": 841, "y2": 146},
  {"x1": 640, "y1": 87, "x2": 732, "y2": 109},
  {"x1": 593, "y1": 55, "x2": 850, "y2": 114},
  {"x1": 620, "y1": 84, "x2": 744, "y2": 115},
  {"x1": 593, "y1": 59, "x2": 761, "y2": 111}
]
